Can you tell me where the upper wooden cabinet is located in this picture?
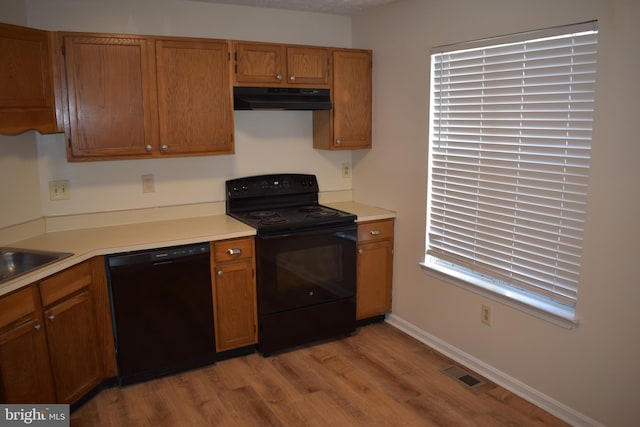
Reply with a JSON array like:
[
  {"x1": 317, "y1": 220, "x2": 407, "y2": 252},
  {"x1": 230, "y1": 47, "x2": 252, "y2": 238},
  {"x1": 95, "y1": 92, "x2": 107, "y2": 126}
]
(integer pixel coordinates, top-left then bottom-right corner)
[
  {"x1": 58, "y1": 32, "x2": 234, "y2": 161},
  {"x1": 314, "y1": 49, "x2": 372, "y2": 150},
  {"x1": 156, "y1": 39, "x2": 234, "y2": 156},
  {"x1": 233, "y1": 41, "x2": 331, "y2": 87},
  {"x1": 0, "y1": 22, "x2": 59, "y2": 135}
]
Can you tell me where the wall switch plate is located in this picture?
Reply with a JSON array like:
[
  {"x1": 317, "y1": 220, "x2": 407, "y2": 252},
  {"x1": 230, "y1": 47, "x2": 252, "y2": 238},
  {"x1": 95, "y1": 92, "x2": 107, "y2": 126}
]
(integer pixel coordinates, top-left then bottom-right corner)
[
  {"x1": 142, "y1": 174, "x2": 155, "y2": 193},
  {"x1": 342, "y1": 163, "x2": 351, "y2": 178},
  {"x1": 49, "y1": 180, "x2": 70, "y2": 201}
]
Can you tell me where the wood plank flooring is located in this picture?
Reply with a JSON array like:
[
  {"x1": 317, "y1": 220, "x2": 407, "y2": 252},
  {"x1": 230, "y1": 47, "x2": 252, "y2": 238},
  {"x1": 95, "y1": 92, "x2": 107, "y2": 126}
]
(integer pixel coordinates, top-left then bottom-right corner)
[{"x1": 71, "y1": 323, "x2": 568, "y2": 426}]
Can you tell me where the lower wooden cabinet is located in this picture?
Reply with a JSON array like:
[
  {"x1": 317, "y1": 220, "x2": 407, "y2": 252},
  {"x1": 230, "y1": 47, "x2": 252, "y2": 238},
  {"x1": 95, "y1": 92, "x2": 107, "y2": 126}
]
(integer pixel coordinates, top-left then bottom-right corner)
[
  {"x1": 43, "y1": 291, "x2": 102, "y2": 403},
  {"x1": 0, "y1": 258, "x2": 114, "y2": 404},
  {"x1": 0, "y1": 287, "x2": 56, "y2": 404},
  {"x1": 356, "y1": 219, "x2": 394, "y2": 320},
  {"x1": 211, "y1": 238, "x2": 258, "y2": 352}
]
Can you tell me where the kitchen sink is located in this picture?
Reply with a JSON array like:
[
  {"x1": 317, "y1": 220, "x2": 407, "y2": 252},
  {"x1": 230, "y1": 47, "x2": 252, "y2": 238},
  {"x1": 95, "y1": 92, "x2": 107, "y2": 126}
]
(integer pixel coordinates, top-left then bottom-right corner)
[{"x1": 0, "y1": 248, "x2": 73, "y2": 284}]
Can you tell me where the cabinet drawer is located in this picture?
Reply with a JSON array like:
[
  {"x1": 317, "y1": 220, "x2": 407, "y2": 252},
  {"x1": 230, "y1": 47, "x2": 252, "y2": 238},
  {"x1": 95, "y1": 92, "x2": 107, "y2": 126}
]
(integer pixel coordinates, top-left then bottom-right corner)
[
  {"x1": 0, "y1": 287, "x2": 36, "y2": 329},
  {"x1": 357, "y1": 219, "x2": 394, "y2": 243},
  {"x1": 40, "y1": 261, "x2": 92, "y2": 307},
  {"x1": 213, "y1": 238, "x2": 253, "y2": 263}
]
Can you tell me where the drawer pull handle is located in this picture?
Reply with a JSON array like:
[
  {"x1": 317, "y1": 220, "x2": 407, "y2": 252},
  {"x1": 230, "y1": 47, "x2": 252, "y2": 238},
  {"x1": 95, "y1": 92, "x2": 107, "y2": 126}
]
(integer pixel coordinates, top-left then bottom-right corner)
[
  {"x1": 47, "y1": 315, "x2": 56, "y2": 321},
  {"x1": 358, "y1": 249, "x2": 363, "y2": 254},
  {"x1": 227, "y1": 248, "x2": 242, "y2": 255},
  {"x1": 370, "y1": 229, "x2": 382, "y2": 235},
  {"x1": 34, "y1": 324, "x2": 42, "y2": 331}
]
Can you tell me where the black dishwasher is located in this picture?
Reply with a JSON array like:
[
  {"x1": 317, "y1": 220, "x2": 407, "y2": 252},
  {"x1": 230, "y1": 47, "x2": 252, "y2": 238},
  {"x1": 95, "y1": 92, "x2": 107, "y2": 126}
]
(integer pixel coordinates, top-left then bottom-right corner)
[{"x1": 106, "y1": 242, "x2": 216, "y2": 385}]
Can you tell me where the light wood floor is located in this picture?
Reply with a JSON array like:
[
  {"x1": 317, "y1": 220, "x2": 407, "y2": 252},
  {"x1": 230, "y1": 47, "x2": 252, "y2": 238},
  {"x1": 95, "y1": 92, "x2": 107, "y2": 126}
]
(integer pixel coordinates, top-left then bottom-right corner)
[{"x1": 71, "y1": 322, "x2": 568, "y2": 426}]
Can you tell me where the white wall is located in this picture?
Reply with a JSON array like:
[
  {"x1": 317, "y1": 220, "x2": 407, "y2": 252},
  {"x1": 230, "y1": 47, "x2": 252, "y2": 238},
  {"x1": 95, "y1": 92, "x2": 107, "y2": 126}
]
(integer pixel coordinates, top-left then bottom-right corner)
[
  {"x1": 8, "y1": 0, "x2": 353, "y2": 218},
  {"x1": 352, "y1": 0, "x2": 639, "y2": 425}
]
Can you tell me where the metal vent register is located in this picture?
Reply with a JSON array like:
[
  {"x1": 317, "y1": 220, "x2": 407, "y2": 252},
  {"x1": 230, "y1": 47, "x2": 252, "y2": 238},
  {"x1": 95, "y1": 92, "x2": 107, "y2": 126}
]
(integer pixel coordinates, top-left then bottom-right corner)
[{"x1": 442, "y1": 365, "x2": 484, "y2": 389}]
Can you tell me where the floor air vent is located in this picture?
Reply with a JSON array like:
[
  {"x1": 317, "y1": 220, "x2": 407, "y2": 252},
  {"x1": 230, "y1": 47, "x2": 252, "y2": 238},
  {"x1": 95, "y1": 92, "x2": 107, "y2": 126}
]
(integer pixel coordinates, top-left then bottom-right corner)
[{"x1": 441, "y1": 365, "x2": 484, "y2": 388}]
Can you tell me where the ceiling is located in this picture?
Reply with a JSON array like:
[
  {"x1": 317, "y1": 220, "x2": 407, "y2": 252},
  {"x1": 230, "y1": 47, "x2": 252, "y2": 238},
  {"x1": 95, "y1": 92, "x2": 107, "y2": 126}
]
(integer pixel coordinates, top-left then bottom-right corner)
[{"x1": 188, "y1": 0, "x2": 399, "y2": 15}]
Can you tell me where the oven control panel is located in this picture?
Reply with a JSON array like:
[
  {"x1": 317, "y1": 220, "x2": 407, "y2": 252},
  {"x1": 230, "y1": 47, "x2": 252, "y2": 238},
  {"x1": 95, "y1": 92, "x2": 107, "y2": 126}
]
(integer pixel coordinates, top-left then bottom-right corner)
[{"x1": 227, "y1": 174, "x2": 318, "y2": 198}]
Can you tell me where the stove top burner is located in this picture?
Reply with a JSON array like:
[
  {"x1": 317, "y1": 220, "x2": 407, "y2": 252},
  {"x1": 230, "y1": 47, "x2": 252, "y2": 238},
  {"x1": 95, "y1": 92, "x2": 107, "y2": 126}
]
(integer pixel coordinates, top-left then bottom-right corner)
[
  {"x1": 307, "y1": 210, "x2": 340, "y2": 219},
  {"x1": 259, "y1": 216, "x2": 287, "y2": 225},
  {"x1": 298, "y1": 206, "x2": 323, "y2": 213},
  {"x1": 247, "y1": 210, "x2": 279, "y2": 219}
]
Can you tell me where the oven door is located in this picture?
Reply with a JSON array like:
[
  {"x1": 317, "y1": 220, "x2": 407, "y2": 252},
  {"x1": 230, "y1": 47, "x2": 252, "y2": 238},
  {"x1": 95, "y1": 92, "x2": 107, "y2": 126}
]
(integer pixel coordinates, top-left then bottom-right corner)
[{"x1": 256, "y1": 223, "x2": 357, "y2": 315}]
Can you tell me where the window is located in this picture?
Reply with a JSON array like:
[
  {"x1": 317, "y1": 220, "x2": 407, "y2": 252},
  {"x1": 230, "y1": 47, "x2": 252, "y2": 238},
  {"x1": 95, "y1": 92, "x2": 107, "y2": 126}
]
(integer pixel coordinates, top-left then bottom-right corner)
[{"x1": 424, "y1": 22, "x2": 598, "y2": 324}]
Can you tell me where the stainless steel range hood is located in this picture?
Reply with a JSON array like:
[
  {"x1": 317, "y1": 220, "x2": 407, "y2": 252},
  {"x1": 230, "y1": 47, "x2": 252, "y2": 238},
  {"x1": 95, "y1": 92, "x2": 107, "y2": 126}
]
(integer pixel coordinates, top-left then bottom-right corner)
[{"x1": 233, "y1": 87, "x2": 331, "y2": 110}]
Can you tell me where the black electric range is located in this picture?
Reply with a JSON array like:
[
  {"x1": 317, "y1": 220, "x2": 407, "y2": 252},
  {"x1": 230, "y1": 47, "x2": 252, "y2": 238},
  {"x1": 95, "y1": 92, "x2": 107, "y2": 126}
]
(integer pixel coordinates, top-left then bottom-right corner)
[{"x1": 225, "y1": 173, "x2": 357, "y2": 355}]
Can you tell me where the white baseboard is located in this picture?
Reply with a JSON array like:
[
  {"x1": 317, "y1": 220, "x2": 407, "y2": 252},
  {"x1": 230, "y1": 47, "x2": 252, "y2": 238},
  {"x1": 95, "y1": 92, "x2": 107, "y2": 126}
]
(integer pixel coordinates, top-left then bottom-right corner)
[{"x1": 385, "y1": 314, "x2": 603, "y2": 427}]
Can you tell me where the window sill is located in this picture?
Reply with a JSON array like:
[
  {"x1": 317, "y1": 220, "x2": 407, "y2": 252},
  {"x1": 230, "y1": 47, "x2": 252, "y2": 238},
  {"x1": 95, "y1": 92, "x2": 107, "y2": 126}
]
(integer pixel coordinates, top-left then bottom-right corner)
[{"x1": 419, "y1": 259, "x2": 579, "y2": 329}]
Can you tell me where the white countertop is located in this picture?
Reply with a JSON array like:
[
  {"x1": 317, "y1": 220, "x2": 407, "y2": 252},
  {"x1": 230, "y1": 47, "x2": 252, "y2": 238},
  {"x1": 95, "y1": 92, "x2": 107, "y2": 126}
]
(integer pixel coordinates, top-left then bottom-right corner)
[
  {"x1": 325, "y1": 201, "x2": 396, "y2": 222},
  {"x1": 1, "y1": 202, "x2": 395, "y2": 297}
]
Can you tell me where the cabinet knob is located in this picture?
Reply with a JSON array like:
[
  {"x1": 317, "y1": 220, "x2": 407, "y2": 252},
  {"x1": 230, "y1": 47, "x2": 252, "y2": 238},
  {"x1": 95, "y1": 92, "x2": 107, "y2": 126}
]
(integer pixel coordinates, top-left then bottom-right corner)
[
  {"x1": 336, "y1": 139, "x2": 342, "y2": 145},
  {"x1": 370, "y1": 229, "x2": 382, "y2": 235},
  {"x1": 217, "y1": 270, "x2": 223, "y2": 277},
  {"x1": 161, "y1": 144, "x2": 169, "y2": 153},
  {"x1": 227, "y1": 248, "x2": 242, "y2": 255},
  {"x1": 289, "y1": 75, "x2": 296, "y2": 82},
  {"x1": 145, "y1": 144, "x2": 153, "y2": 152},
  {"x1": 276, "y1": 74, "x2": 283, "y2": 81},
  {"x1": 47, "y1": 314, "x2": 56, "y2": 321},
  {"x1": 358, "y1": 249, "x2": 364, "y2": 254},
  {"x1": 34, "y1": 324, "x2": 42, "y2": 331}
]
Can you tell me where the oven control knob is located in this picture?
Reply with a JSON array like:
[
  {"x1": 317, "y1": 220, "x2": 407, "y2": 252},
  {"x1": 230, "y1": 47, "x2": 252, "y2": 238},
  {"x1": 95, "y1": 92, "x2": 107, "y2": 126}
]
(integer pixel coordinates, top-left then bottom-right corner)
[
  {"x1": 309, "y1": 291, "x2": 314, "y2": 296},
  {"x1": 241, "y1": 185, "x2": 248, "y2": 191}
]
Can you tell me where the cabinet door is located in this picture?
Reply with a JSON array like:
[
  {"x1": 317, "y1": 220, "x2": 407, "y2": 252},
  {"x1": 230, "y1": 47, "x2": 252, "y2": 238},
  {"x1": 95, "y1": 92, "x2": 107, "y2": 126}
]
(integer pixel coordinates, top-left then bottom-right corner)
[
  {"x1": 234, "y1": 42, "x2": 285, "y2": 85},
  {"x1": 212, "y1": 260, "x2": 257, "y2": 352},
  {"x1": 156, "y1": 39, "x2": 234, "y2": 156},
  {"x1": 0, "y1": 317, "x2": 56, "y2": 404},
  {"x1": 332, "y1": 50, "x2": 372, "y2": 149},
  {"x1": 0, "y1": 23, "x2": 57, "y2": 135},
  {"x1": 62, "y1": 34, "x2": 156, "y2": 159},
  {"x1": 285, "y1": 46, "x2": 330, "y2": 86},
  {"x1": 44, "y1": 290, "x2": 102, "y2": 404},
  {"x1": 357, "y1": 240, "x2": 393, "y2": 320},
  {"x1": 313, "y1": 49, "x2": 372, "y2": 150}
]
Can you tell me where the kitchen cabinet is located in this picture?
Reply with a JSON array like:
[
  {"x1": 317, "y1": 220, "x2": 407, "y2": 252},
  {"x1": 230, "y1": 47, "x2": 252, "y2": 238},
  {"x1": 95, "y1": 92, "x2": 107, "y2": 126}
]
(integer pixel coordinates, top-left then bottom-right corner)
[
  {"x1": 39, "y1": 260, "x2": 103, "y2": 404},
  {"x1": 0, "y1": 258, "x2": 112, "y2": 405},
  {"x1": 314, "y1": 49, "x2": 372, "y2": 150},
  {"x1": 0, "y1": 22, "x2": 58, "y2": 135},
  {"x1": 211, "y1": 237, "x2": 258, "y2": 352},
  {"x1": 356, "y1": 219, "x2": 394, "y2": 320},
  {"x1": 155, "y1": 38, "x2": 234, "y2": 156},
  {"x1": 233, "y1": 41, "x2": 331, "y2": 87},
  {"x1": 0, "y1": 286, "x2": 56, "y2": 404},
  {"x1": 58, "y1": 33, "x2": 233, "y2": 161}
]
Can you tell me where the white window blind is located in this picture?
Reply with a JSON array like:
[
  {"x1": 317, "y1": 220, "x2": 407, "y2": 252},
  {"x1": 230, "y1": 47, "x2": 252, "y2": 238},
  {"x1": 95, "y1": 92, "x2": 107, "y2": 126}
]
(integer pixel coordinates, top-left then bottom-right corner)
[{"x1": 426, "y1": 22, "x2": 598, "y2": 309}]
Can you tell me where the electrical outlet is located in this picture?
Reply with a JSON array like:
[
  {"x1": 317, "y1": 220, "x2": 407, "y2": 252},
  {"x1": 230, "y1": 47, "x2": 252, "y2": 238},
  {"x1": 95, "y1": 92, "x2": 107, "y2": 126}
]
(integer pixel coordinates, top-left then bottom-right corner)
[
  {"x1": 142, "y1": 174, "x2": 155, "y2": 193},
  {"x1": 481, "y1": 304, "x2": 491, "y2": 326},
  {"x1": 341, "y1": 163, "x2": 351, "y2": 178},
  {"x1": 49, "y1": 180, "x2": 70, "y2": 201}
]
